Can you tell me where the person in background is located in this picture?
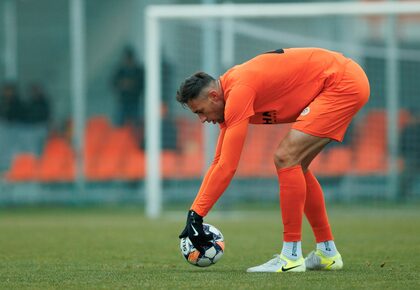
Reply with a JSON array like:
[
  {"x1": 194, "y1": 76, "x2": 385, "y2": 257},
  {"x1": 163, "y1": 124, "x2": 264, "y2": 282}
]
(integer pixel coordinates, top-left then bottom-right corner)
[
  {"x1": 161, "y1": 53, "x2": 178, "y2": 151},
  {"x1": 161, "y1": 102, "x2": 178, "y2": 151},
  {"x1": 0, "y1": 82, "x2": 25, "y2": 123},
  {"x1": 112, "y1": 46, "x2": 145, "y2": 128},
  {"x1": 24, "y1": 83, "x2": 51, "y2": 125}
]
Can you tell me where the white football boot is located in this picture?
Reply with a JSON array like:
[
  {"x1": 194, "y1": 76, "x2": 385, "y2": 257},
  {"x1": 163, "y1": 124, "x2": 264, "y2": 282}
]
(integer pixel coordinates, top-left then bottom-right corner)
[
  {"x1": 247, "y1": 254, "x2": 306, "y2": 273},
  {"x1": 305, "y1": 250, "x2": 343, "y2": 270}
]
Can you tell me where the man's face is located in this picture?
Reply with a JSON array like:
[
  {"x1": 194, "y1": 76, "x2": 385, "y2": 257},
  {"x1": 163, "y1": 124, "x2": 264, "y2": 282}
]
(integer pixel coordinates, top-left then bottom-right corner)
[{"x1": 187, "y1": 93, "x2": 225, "y2": 124}]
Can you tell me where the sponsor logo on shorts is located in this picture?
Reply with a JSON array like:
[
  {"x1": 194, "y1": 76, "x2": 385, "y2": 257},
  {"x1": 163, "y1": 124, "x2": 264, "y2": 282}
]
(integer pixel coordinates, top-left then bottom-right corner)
[{"x1": 300, "y1": 107, "x2": 310, "y2": 116}]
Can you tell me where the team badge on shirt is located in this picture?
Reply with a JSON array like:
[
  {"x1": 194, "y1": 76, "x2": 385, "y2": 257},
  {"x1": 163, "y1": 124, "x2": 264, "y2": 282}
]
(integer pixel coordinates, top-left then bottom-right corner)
[{"x1": 300, "y1": 107, "x2": 310, "y2": 116}]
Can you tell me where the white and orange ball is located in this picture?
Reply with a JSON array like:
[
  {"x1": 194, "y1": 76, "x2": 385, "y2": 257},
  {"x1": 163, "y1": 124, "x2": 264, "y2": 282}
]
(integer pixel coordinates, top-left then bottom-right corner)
[{"x1": 180, "y1": 223, "x2": 224, "y2": 267}]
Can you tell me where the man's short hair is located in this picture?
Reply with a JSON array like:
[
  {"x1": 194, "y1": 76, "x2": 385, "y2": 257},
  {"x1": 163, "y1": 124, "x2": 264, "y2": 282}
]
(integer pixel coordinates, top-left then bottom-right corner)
[{"x1": 176, "y1": 71, "x2": 215, "y2": 105}]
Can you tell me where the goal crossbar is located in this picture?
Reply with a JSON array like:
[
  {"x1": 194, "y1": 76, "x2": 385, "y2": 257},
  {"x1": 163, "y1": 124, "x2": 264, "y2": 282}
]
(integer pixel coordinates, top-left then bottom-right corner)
[{"x1": 147, "y1": 2, "x2": 420, "y2": 19}]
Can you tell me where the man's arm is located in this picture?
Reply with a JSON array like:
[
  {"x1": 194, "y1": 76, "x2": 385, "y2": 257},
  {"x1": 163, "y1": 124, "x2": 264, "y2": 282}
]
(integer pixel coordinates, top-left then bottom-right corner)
[
  {"x1": 194, "y1": 127, "x2": 226, "y2": 197},
  {"x1": 191, "y1": 118, "x2": 249, "y2": 216},
  {"x1": 178, "y1": 126, "x2": 229, "y2": 254}
]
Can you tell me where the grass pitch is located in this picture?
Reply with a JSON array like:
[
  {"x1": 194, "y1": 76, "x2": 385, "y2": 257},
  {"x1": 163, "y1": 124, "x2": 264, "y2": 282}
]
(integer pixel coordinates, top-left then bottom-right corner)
[{"x1": 1, "y1": 205, "x2": 420, "y2": 289}]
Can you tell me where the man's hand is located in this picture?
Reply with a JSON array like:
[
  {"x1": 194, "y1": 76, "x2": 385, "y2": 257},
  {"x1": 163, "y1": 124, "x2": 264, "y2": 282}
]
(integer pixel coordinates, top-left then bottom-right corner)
[{"x1": 179, "y1": 210, "x2": 213, "y2": 254}]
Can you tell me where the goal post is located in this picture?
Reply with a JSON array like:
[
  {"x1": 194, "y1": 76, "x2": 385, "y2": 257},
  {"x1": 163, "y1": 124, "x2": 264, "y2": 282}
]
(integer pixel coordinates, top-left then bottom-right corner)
[{"x1": 144, "y1": 1, "x2": 420, "y2": 218}]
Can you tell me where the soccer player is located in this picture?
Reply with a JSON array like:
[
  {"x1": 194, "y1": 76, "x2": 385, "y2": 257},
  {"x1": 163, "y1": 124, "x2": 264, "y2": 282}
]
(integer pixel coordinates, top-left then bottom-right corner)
[{"x1": 177, "y1": 48, "x2": 370, "y2": 272}]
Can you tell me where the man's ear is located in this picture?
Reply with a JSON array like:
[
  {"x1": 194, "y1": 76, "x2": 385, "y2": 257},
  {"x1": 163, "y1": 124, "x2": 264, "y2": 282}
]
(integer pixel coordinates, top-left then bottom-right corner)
[{"x1": 208, "y1": 89, "x2": 220, "y2": 103}]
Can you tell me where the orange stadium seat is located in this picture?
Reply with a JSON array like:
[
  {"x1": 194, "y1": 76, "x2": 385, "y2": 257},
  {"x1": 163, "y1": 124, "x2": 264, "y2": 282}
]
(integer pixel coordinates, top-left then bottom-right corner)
[
  {"x1": 119, "y1": 149, "x2": 145, "y2": 180},
  {"x1": 87, "y1": 156, "x2": 119, "y2": 181},
  {"x1": 352, "y1": 109, "x2": 411, "y2": 175},
  {"x1": 84, "y1": 116, "x2": 113, "y2": 180},
  {"x1": 5, "y1": 153, "x2": 38, "y2": 182},
  {"x1": 161, "y1": 150, "x2": 178, "y2": 178},
  {"x1": 237, "y1": 126, "x2": 266, "y2": 177},
  {"x1": 96, "y1": 125, "x2": 142, "y2": 181},
  {"x1": 38, "y1": 137, "x2": 75, "y2": 182},
  {"x1": 351, "y1": 109, "x2": 411, "y2": 175},
  {"x1": 60, "y1": 152, "x2": 76, "y2": 182},
  {"x1": 92, "y1": 127, "x2": 133, "y2": 181},
  {"x1": 355, "y1": 145, "x2": 387, "y2": 174},
  {"x1": 398, "y1": 109, "x2": 412, "y2": 129},
  {"x1": 176, "y1": 117, "x2": 204, "y2": 178},
  {"x1": 322, "y1": 147, "x2": 353, "y2": 176},
  {"x1": 176, "y1": 118, "x2": 203, "y2": 153},
  {"x1": 309, "y1": 152, "x2": 326, "y2": 175},
  {"x1": 237, "y1": 124, "x2": 289, "y2": 178},
  {"x1": 353, "y1": 110, "x2": 386, "y2": 174},
  {"x1": 177, "y1": 150, "x2": 203, "y2": 178},
  {"x1": 86, "y1": 115, "x2": 112, "y2": 133}
]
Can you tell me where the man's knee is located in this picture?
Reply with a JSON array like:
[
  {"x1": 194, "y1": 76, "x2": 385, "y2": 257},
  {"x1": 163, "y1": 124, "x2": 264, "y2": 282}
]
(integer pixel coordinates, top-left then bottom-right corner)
[
  {"x1": 273, "y1": 145, "x2": 300, "y2": 169},
  {"x1": 273, "y1": 129, "x2": 331, "y2": 170}
]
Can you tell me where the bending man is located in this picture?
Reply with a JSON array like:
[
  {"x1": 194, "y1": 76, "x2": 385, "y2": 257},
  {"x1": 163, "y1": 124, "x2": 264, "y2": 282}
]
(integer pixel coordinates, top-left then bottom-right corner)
[{"x1": 177, "y1": 48, "x2": 370, "y2": 272}]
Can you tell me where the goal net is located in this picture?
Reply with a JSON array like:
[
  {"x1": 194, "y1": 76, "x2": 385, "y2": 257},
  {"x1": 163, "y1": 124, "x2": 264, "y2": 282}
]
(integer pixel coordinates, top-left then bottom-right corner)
[{"x1": 144, "y1": 1, "x2": 420, "y2": 217}]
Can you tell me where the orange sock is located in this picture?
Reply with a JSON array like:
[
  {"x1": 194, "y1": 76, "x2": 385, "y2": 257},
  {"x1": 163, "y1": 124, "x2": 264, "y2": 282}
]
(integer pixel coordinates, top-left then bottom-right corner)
[
  {"x1": 304, "y1": 170, "x2": 334, "y2": 242},
  {"x1": 277, "y1": 165, "x2": 306, "y2": 242}
]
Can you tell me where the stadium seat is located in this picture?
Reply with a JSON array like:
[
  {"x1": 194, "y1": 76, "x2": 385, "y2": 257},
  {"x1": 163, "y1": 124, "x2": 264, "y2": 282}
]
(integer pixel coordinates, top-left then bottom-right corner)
[
  {"x1": 119, "y1": 149, "x2": 145, "y2": 180},
  {"x1": 60, "y1": 153, "x2": 76, "y2": 182},
  {"x1": 237, "y1": 124, "x2": 289, "y2": 177},
  {"x1": 398, "y1": 109, "x2": 413, "y2": 129},
  {"x1": 84, "y1": 116, "x2": 113, "y2": 180},
  {"x1": 309, "y1": 152, "x2": 326, "y2": 175},
  {"x1": 4, "y1": 153, "x2": 38, "y2": 182},
  {"x1": 85, "y1": 116, "x2": 112, "y2": 150},
  {"x1": 322, "y1": 147, "x2": 353, "y2": 176},
  {"x1": 175, "y1": 117, "x2": 204, "y2": 178},
  {"x1": 352, "y1": 109, "x2": 411, "y2": 175},
  {"x1": 237, "y1": 126, "x2": 267, "y2": 177},
  {"x1": 38, "y1": 137, "x2": 75, "y2": 182},
  {"x1": 176, "y1": 117, "x2": 203, "y2": 154},
  {"x1": 177, "y1": 150, "x2": 204, "y2": 178},
  {"x1": 354, "y1": 143, "x2": 387, "y2": 174},
  {"x1": 161, "y1": 150, "x2": 178, "y2": 178},
  {"x1": 92, "y1": 127, "x2": 134, "y2": 181},
  {"x1": 87, "y1": 115, "x2": 111, "y2": 130}
]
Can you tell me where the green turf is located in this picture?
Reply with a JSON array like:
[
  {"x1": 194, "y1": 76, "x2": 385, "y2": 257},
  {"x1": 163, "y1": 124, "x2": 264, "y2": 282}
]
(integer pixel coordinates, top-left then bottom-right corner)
[{"x1": 1, "y1": 205, "x2": 420, "y2": 289}]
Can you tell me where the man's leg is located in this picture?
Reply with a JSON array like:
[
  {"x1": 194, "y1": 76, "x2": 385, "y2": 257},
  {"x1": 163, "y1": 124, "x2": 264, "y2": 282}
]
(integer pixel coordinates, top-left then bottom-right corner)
[
  {"x1": 301, "y1": 143, "x2": 343, "y2": 270},
  {"x1": 300, "y1": 143, "x2": 334, "y2": 244},
  {"x1": 247, "y1": 129, "x2": 329, "y2": 273},
  {"x1": 275, "y1": 129, "x2": 330, "y2": 255},
  {"x1": 303, "y1": 170, "x2": 334, "y2": 242}
]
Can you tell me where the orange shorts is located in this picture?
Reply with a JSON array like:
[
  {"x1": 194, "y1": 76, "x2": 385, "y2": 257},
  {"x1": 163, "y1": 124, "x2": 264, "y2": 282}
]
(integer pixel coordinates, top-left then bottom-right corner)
[{"x1": 292, "y1": 60, "x2": 370, "y2": 142}]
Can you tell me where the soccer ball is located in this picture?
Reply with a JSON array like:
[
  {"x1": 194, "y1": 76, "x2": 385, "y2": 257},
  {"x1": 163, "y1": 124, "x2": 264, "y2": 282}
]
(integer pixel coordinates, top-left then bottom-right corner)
[{"x1": 179, "y1": 223, "x2": 224, "y2": 267}]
